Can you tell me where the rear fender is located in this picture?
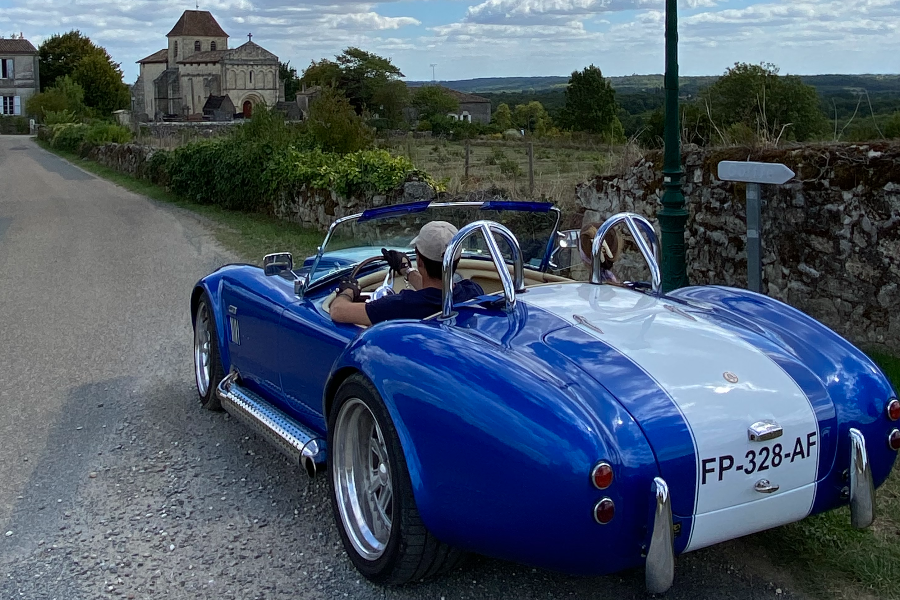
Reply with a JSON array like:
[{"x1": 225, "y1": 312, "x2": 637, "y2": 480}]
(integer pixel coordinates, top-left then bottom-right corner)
[
  {"x1": 671, "y1": 285, "x2": 898, "y2": 513},
  {"x1": 327, "y1": 318, "x2": 658, "y2": 575}
]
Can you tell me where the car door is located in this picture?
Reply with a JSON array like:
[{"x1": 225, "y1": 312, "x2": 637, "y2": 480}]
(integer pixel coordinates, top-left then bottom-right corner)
[{"x1": 220, "y1": 273, "x2": 291, "y2": 402}]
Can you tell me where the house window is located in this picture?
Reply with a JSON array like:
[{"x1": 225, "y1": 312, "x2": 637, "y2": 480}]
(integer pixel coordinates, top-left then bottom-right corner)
[
  {"x1": 174, "y1": 41, "x2": 178, "y2": 57},
  {"x1": 195, "y1": 41, "x2": 201, "y2": 52},
  {"x1": 1, "y1": 59, "x2": 13, "y2": 79},
  {"x1": 210, "y1": 41, "x2": 216, "y2": 51},
  {"x1": 2, "y1": 96, "x2": 21, "y2": 115}
]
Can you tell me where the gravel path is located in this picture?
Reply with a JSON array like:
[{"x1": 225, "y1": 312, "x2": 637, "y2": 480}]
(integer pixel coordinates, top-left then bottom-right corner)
[{"x1": 0, "y1": 136, "x2": 800, "y2": 600}]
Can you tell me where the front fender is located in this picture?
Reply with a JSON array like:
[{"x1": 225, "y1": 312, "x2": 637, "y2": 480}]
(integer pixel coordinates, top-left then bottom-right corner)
[
  {"x1": 328, "y1": 318, "x2": 658, "y2": 575},
  {"x1": 191, "y1": 265, "x2": 247, "y2": 374}
]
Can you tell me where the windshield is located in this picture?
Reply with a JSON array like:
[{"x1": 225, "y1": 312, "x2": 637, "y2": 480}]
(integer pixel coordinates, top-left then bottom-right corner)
[{"x1": 306, "y1": 201, "x2": 560, "y2": 288}]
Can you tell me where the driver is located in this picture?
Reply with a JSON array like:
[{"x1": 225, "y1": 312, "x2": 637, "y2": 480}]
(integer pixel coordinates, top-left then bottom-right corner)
[{"x1": 330, "y1": 221, "x2": 485, "y2": 326}]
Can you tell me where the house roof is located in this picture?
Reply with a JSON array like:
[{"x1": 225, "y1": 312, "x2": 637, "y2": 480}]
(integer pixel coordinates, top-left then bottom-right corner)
[
  {"x1": 0, "y1": 38, "x2": 38, "y2": 54},
  {"x1": 203, "y1": 95, "x2": 233, "y2": 111},
  {"x1": 137, "y1": 49, "x2": 168, "y2": 64},
  {"x1": 442, "y1": 87, "x2": 490, "y2": 104},
  {"x1": 177, "y1": 50, "x2": 227, "y2": 64},
  {"x1": 166, "y1": 10, "x2": 228, "y2": 38}
]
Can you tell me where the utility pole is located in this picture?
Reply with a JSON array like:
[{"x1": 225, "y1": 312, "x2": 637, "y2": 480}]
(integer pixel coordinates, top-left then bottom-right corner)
[
  {"x1": 656, "y1": 0, "x2": 689, "y2": 292},
  {"x1": 430, "y1": 64, "x2": 437, "y2": 82}
]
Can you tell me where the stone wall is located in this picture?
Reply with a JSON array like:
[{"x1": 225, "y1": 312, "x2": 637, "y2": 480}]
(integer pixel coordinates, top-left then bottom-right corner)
[
  {"x1": 88, "y1": 143, "x2": 159, "y2": 178},
  {"x1": 274, "y1": 180, "x2": 435, "y2": 231},
  {"x1": 575, "y1": 142, "x2": 900, "y2": 353}
]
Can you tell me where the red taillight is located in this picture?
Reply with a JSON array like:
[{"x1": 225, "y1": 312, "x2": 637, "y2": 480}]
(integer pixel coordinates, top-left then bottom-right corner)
[
  {"x1": 887, "y1": 399, "x2": 900, "y2": 421},
  {"x1": 593, "y1": 498, "x2": 615, "y2": 524},
  {"x1": 591, "y1": 461, "x2": 614, "y2": 489},
  {"x1": 889, "y1": 429, "x2": 900, "y2": 451}
]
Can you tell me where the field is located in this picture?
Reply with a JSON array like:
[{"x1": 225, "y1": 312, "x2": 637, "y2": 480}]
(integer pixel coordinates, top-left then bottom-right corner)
[{"x1": 378, "y1": 135, "x2": 641, "y2": 213}]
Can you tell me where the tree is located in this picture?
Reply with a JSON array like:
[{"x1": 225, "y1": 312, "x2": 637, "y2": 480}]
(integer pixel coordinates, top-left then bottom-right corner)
[
  {"x1": 72, "y1": 53, "x2": 130, "y2": 115},
  {"x1": 26, "y1": 75, "x2": 86, "y2": 121},
  {"x1": 411, "y1": 86, "x2": 458, "y2": 123},
  {"x1": 38, "y1": 30, "x2": 97, "y2": 91},
  {"x1": 512, "y1": 101, "x2": 552, "y2": 135},
  {"x1": 885, "y1": 112, "x2": 900, "y2": 139},
  {"x1": 559, "y1": 65, "x2": 623, "y2": 141},
  {"x1": 306, "y1": 87, "x2": 374, "y2": 153},
  {"x1": 301, "y1": 48, "x2": 405, "y2": 117},
  {"x1": 700, "y1": 62, "x2": 827, "y2": 143},
  {"x1": 37, "y1": 30, "x2": 130, "y2": 115},
  {"x1": 492, "y1": 103, "x2": 513, "y2": 130},
  {"x1": 369, "y1": 79, "x2": 409, "y2": 129},
  {"x1": 280, "y1": 61, "x2": 301, "y2": 102}
]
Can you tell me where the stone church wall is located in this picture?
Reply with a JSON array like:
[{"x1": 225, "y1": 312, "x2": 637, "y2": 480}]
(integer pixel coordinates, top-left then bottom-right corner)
[{"x1": 575, "y1": 142, "x2": 900, "y2": 353}]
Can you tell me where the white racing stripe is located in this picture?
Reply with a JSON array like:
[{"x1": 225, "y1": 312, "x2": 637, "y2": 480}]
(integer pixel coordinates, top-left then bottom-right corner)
[{"x1": 523, "y1": 283, "x2": 820, "y2": 551}]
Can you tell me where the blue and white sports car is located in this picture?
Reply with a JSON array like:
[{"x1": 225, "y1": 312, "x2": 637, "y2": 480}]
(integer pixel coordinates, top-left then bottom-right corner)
[{"x1": 190, "y1": 201, "x2": 899, "y2": 592}]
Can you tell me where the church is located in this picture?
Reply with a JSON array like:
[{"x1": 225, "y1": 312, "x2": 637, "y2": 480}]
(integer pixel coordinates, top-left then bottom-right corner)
[{"x1": 132, "y1": 10, "x2": 282, "y2": 121}]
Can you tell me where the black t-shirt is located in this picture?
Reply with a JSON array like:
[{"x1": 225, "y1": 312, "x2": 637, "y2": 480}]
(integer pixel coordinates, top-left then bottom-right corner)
[{"x1": 365, "y1": 279, "x2": 485, "y2": 325}]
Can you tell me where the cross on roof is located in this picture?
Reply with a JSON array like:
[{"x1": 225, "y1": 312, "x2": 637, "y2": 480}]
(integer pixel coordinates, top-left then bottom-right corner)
[{"x1": 247, "y1": 33, "x2": 252, "y2": 41}]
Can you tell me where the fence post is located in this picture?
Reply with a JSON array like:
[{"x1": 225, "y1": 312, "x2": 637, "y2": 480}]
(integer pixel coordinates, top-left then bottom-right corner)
[
  {"x1": 528, "y1": 142, "x2": 535, "y2": 197},
  {"x1": 464, "y1": 141, "x2": 470, "y2": 180}
]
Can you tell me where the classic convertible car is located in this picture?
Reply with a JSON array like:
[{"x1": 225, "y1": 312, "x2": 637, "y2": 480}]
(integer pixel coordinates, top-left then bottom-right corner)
[{"x1": 190, "y1": 201, "x2": 899, "y2": 592}]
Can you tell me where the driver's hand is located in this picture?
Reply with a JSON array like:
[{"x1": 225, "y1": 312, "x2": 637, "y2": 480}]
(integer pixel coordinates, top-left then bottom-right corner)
[
  {"x1": 337, "y1": 277, "x2": 361, "y2": 302},
  {"x1": 381, "y1": 248, "x2": 411, "y2": 274}
]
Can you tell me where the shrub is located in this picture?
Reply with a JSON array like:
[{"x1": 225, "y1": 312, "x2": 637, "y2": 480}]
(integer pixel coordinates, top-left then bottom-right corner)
[
  {"x1": 0, "y1": 116, "x2": 29, "y2": 135},
  {"x1": 49, "y1": 123, "x2": 90, "y2": 152}
]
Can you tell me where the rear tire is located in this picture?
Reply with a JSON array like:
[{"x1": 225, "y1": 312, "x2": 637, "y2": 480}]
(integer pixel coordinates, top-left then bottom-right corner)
[
  {"x1": 328, "y1": 374, "x2": 463, "y2": 584},
  {"x1": 193, "y1": 294, "x2": 224, "y2": 411}
]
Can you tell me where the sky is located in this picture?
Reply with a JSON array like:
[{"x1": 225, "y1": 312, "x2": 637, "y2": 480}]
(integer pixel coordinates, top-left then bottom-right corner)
[{"x1": 2, "y1": 0, "x2": 899, "y2": 84}]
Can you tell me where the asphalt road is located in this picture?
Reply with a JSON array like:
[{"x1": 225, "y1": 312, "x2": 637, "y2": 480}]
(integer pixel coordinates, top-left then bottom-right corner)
[{"x1": 0, "y1": 135, "x2": 800, "y2": 599}]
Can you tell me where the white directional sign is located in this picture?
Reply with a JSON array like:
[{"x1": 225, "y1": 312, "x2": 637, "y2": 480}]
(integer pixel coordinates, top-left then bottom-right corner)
[{"x1": 717, "y1": 161, "x2": 795, "y2": 185}]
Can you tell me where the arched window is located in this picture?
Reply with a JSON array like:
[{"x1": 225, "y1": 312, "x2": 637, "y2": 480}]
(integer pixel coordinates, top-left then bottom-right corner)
[
  {"x1": 210, "y1": 41, "x2": 216, "y2": 51},
  {"x1": 249, "y1": 71, "x2": 253, "y2": 84},
  {"x1": 174, "y1": 41, "x2": 178, "y2": 57},
  {"x1": 194, "y1": 41, "x2": 201, "y2": 52}
]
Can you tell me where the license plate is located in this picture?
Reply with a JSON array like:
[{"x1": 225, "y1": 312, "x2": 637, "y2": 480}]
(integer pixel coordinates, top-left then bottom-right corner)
[{"x1": 700, "y1": 431, "x2": 817, "y2": 485}]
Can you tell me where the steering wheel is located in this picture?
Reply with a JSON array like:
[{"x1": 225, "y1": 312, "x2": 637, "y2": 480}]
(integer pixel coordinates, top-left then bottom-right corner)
[{"x1": 349, "y1": 255, "x2": 406, "y2": 303}]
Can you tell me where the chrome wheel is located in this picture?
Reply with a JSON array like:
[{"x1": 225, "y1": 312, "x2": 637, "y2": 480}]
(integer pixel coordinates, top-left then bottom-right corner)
[
  {"x1": 332, "y1": 397, "x2": 393, "y2": 561},
  {"x1": 193, "y1": 302, "x2": 211, "y2": 397}
]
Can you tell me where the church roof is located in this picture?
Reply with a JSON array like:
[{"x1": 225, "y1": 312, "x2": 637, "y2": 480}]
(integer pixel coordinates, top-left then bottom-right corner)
[
  {"x1": 0, "y1": 38, "x2": 38, "y2": 54},
  {"x1": 177, "y1": 50, "x2": 227, "y2": 64},
  {"x1": 166, "y1": 10, "x2": 228, "y2": 38},
  {"x1": 137, "y1": 49, "x2": 168, "y2": 64}
]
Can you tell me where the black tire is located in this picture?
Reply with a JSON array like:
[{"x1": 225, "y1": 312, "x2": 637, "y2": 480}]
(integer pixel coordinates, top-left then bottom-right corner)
[
  {"x1": 328, "y1": 374, "x2": 463, "y2": 584},
  {"x1": 193, "y1": 293, "x2": 225, "y2": 411}
]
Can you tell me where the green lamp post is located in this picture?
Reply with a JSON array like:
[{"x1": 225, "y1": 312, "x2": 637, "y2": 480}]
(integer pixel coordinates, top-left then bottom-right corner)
[{"x1": 657, "y1": 0, "x2": 690, "y2": 292}]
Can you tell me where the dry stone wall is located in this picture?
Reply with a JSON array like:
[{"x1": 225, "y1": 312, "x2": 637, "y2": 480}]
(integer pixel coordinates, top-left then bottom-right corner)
[{"x1": 575, "y1": 142, "x2": 900, "y2": 353}]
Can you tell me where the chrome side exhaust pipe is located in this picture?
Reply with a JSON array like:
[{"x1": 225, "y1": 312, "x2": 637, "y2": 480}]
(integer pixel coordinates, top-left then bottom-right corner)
[
  {"x1": 849, "y1": 428, "x2": 875, "y2": 529},
  {"x1": 216, "y1": 372, "x2": 326, "y2": 478}
]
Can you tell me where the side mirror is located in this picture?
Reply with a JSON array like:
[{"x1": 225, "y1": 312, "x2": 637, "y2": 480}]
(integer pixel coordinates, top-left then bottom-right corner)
[
  {"x1": 549, "y1": 229, "x2": 580, "y2": 271},
  {"x1": 263, "y1": 252, "x2": 293, "y2": 276}
]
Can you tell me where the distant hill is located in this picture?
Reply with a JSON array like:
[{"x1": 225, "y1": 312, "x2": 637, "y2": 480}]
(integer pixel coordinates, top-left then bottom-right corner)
[{"x1": 409, "y1": 74, "x2": 900, "y2": 98}]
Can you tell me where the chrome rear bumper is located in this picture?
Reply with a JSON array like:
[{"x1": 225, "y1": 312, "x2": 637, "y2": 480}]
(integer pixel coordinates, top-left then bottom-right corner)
[
  {"x1": 849, "y1": 428, "x2": 875, "y2": 529},
  {"x1": 645, "y1": 477, "x2": 675, "y2": 594}
]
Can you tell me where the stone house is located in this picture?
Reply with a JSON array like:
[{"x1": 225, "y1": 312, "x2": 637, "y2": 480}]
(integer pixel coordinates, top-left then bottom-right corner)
[
  {"x1": 405, "y1": 85, "x2": 492, "y2": 125},
  {"x1": 202, "y1": 94, "x2": 235, "y2": 121},
  {"x1": 132, "y1": 10, "x2": 281, "y2": 121},
  {"x1": 0, "y1": 37, "x2": 39, "y2": 117}
]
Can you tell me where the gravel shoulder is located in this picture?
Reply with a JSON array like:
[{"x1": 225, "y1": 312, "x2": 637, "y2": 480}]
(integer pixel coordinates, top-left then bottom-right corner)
[{"x1": 0, "y1": 136, "x2": 801, "y2": 600}]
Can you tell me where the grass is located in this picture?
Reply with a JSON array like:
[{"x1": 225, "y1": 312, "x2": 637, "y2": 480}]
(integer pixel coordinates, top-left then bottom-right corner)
[
  {"x1": 378, "y1": 136, "x2": 641, "y2": 206},
  {"x1": 36, "y1": 141, "x2": 320, "y2": 263},
  {"x1": 750, "y1": 351, "x2": 900, "y2": 600}
]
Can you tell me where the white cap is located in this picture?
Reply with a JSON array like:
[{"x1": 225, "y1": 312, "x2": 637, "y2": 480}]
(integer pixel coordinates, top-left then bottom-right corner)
[{"x1": 411, "y1": 221, "x2": 459, "y2": 261}]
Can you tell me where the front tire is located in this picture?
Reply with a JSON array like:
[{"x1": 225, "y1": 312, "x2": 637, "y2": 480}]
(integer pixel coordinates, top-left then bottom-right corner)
[
  {"x1": 328, "y1": 374, "x2": 461, "y2": 584},
  {"x1": 193, "y1": 294, "x2": 224, "y2": 411}
]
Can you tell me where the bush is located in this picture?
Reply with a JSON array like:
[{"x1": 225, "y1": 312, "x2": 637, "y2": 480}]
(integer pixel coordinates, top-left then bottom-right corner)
[
  {"x1": 0, "y1": 116, "x2": 29, "y2": 135},
  {"x1": 49, "y1": 123, "x2": 90, "y2": 152},
  {"x1": 46, "y1": 121, "x2": 131, "y2": 154}
]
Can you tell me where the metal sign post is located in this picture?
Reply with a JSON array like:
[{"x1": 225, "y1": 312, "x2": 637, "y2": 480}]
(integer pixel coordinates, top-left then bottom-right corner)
[{"x1": 717, "y1": 161, "x2": 795, "y2": 293}]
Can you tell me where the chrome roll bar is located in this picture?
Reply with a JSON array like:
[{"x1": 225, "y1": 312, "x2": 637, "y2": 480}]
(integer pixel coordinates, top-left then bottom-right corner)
[
  {"x1": 442, "y1": 220, "x2": 524, "y2": 319},
  {"x1": 591, "y1": 212, "x2": 661, "y2": 294}
]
